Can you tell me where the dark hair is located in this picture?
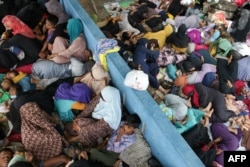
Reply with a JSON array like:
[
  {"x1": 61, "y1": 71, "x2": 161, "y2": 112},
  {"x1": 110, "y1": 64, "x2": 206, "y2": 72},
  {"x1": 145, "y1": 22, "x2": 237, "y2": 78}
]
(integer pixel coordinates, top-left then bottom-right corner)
[
  {"x1": 1, "y1": 78, "x2": 15, "y2": 91},
  {"x1": 69, "y1": 159, "x2": 90, "y2": 167},
  {"x1": 46, "y1": 14, "x2": 58, "y2": 26},
  {"x1": 0, "y1": 148, "x2": 14, "y2": 154},
  {"x1": 147, "y1": 39, "x2": 159, "y2": 49},
  {"x1": 10, "y1": 161, "x2": 33, "y2": 167},
  {"x1": 9, "y1": 71, "x2": 19, "y2": 77},
  {"x1": 0, "y1": 123, "x2": 7, "y2": 140},
  {"x1": 228, "y1": 50, "x2": 243, "y2": 60},
  {"x1": 125, "y1": 114, "x2": 141, "y2": 128},
  {"x1": 121, "y1": 31, "x2": 131, "y2": 41}
]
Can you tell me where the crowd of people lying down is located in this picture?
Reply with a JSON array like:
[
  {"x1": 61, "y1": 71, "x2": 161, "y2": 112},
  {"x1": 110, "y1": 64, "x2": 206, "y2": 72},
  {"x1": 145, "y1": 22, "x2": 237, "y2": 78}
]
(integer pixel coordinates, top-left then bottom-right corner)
[
  {"x1": 97, "y1": 0, "x2": 250, "y2": 166},
  {"x1": 0, "y1": 0, "x2": 162, "y2": 167},
  {"x1": 0, "y1": 0, "x2": 250, "y2": 166}
]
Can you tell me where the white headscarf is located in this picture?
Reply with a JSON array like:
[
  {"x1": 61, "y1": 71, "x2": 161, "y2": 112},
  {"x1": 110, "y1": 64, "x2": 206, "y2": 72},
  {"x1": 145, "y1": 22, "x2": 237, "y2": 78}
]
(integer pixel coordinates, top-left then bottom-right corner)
[{"x1": 92, "y1": 86, "x2": 121, "y2": 129}]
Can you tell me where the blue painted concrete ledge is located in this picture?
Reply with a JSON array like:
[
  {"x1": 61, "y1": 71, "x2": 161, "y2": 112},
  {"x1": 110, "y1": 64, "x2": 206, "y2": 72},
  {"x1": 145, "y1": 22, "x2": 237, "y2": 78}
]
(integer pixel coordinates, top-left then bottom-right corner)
[{"x1": 60, "y1": 0, "x2": 205, "y2": 166}]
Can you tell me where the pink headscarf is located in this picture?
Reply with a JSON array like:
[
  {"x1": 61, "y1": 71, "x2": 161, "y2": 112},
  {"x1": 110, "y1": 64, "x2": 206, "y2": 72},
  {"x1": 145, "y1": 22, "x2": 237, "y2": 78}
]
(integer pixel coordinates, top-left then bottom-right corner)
[{"x1": 2, "y1": 15, "x2": 35, "y2": 38}]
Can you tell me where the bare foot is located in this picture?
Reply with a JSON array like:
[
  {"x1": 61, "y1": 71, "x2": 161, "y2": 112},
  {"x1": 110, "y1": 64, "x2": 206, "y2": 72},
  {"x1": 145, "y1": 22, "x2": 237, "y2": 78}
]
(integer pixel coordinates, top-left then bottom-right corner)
[
  {"x1": 216, "y1": 148, "x2": 223, "y2": 155},
  {"x1": 201, "y1": 116, "x2": 209, "y2": 127},
  {"x1": 213, "y1": 136, "x2": 222, "y2": 143},
  {"x1": 228, "y1": 126, "x2": 238, "y2": 135},
  {"x1": 205, "y1": 108, "x2": 214, "y2": 118},
  {"x1": 158, "y1": 85, "x2": 170, "y2": 95}
]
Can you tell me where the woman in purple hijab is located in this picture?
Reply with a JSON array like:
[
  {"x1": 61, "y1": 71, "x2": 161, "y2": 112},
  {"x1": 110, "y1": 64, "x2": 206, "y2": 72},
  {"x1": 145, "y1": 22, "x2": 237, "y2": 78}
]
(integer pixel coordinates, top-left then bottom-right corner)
[
  {"x1": 54, "y1": 82, "x2": 92, "y2": 122},
  {"x1": 55, "y1": 82, "x2": 92, "y2": 103},
  {"x1": 210, "y1": 123, "x2": 243, "y2": 166}
]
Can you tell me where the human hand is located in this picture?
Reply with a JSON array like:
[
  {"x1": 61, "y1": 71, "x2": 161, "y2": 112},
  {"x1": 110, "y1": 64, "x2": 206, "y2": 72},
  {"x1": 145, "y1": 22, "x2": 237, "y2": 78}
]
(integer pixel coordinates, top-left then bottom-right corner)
[
  {"x1": 72, "y1": 120, "x2": 81, "y2": 133},
  {"x1": 25, "y1": 151, "x2": 34, "y2": 162},
  {"x1": 118, "y1": 127, "x2": 125, "y2": 135},
  {"x1": 187, "y1": 98, "x2": 192, "y2": 107},
  {"x1": 113, "y1": 160, "x2": 122, "y2": 167},
  {"x1": 47, "y1": 53, "x2": 57, "y2": 59},
  {"x1": 116, "y1": 127, "x2": 125, "y2": 142},
  {"x1": 78, "y1": 151, "x2": 88, "y2": 160}
]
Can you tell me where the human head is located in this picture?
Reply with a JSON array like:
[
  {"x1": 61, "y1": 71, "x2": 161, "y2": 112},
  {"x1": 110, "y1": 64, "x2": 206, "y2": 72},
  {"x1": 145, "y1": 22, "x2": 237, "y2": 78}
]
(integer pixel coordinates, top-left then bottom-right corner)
[
  {"x1": 202, "y1": 72, "x2": 217, "y2": 87},
  {"x1": 0, "y1": 148, "x2": 14, "y2": 167},
  {"x1": 235, "y1": 80, "x2": 246, "y2": 96},
  {"x1": 91, "y1": 64, "x2": 109, "y2": 81},
  {"x1": 147, "y1": 39, "x2": 159, "y2": 50},
  {"x1": 182, "y1": 84, "x2": 194, "y2": 97},
  {"x1": 5, "y1": 71, "x2": 18, "y2": 80},
  {"x1": 95, "y1": 86, "x2": 122, "y2": 130},
  {"x1": 124, "y1": 114, "x2": 141, "y2": 135},
  {"x1": 1, "y1": 79, "x2": 14, "y2": 91},
  {"x1": 121, "y1": 31, "x2": 133, "y2": 41},
  {"x1": 137, "y1": 38, "x2": 149, "y2": 47},
  {"x1": 67, "y1": 18, "x2": 83, "y2": 44},
  {"x1": 227, "y1": 50, "x2": 242, "y2": 61},
  {"x1": 199, "y1": 18, "x2": 207, "y2": 28},
  {"x1": 0, "y1": 123, "x2": 7, "y2": 140},
  {"x1": 45, "y1": 14, "x2": 58, "y2": 30},
  {"x1": 9, "y1": 161, "x2": 33, "y2": 167},
  {"x1": 216, "y1": 38, "x2": 232, "y2": 57},
  {"x1": 137, "y1": 5, "x2": 148, "y2": 19},
  {"x1": 182, "y1": 61, "x2": 195, "y2": 74},
  {"x1": 177, "y1": 24, "x2": 187, "y2": 37},
  {"x1": 2, "y1": 15, "x2": 34, "y2": 38}
]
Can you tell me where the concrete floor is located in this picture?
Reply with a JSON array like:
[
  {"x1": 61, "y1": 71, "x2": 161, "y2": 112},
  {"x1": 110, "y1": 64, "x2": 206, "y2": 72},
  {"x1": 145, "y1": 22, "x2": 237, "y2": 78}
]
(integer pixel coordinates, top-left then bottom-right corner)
[{"x1": 78, "y1": 0, "x2": 111, "y2": 21}]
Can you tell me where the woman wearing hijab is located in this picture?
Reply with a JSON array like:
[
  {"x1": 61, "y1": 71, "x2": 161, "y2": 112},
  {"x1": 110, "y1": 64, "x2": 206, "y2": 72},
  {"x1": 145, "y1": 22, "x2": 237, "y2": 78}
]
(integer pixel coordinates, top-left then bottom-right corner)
[
  {"x1": 167, "y1": 0, "x2": 184, "y2": 18},
  {"x1": 65, "y1": 86, "x2": 122, "y2": 147},
  {"x1": 176, "y1": 60, "x2": 217, "y2": 85},
  {"x1": 1, "y1": 15, "x2": 35, "y2": 38},
  {"x1": 48, "y1": 18, "x2": 89, "y2": 64},
  {"x1": 54, "y1": 82, "x2": 92, "y2": 122},
  {"x1": 164, "y1": 94, "x2": 188, "y2": 122},
  {"x1": 166, "y1": 24, "x2": 190, "y2": 53},
  {"x1": 230, "y1": 9, "x2": 250, "y2": 42},
  {"x1": 182, "y1": 124, "x2": 217, "y2": 167},
  {"x1": 20, "y1": 102, "x2": 65, "y2": 162},
  {"x1": 182, "y1": 83, "x2": 236, "y2": 123},
  {"x1": 216, "y1": 49, "x2": 238, "y2": 95},
  {"x1": 6, "y1": 89, "x2": 55, "y2": 134},
  {"x1": 44, "y1": 0, "x2": 69, "y2": 45},
  {"x1": 45, "y1": 0, "x2": 69, "y2": 25},
  {"x1": 210, "y1": 123, "x2": 243, "y2": 167},
  {"x1": 0, "y1": 15, "x2": 42, "y2": 68},
  {"x1": 174, "y1": 15, "x2": 204, "y2": 29}
]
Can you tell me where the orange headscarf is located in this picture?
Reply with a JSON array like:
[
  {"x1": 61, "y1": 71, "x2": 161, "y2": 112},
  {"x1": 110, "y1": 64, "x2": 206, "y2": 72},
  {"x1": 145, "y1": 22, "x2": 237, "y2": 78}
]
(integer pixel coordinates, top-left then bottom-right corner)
[
  {"x1": 174, "y1": 75, "x2": 187, "y2": 87},
  {"x1": 2, "y1": 15, "x2": 35, "y2": 38}
]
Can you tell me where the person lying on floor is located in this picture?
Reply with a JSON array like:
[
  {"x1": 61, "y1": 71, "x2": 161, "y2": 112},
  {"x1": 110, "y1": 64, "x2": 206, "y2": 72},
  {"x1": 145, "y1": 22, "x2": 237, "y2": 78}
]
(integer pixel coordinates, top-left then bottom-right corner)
[
  {"x1": 86, "y1": 114, "x2": 141, "y2": 167},
  {"x1": 64, "y1": 86, "x2": 122, "y2": 147}
]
